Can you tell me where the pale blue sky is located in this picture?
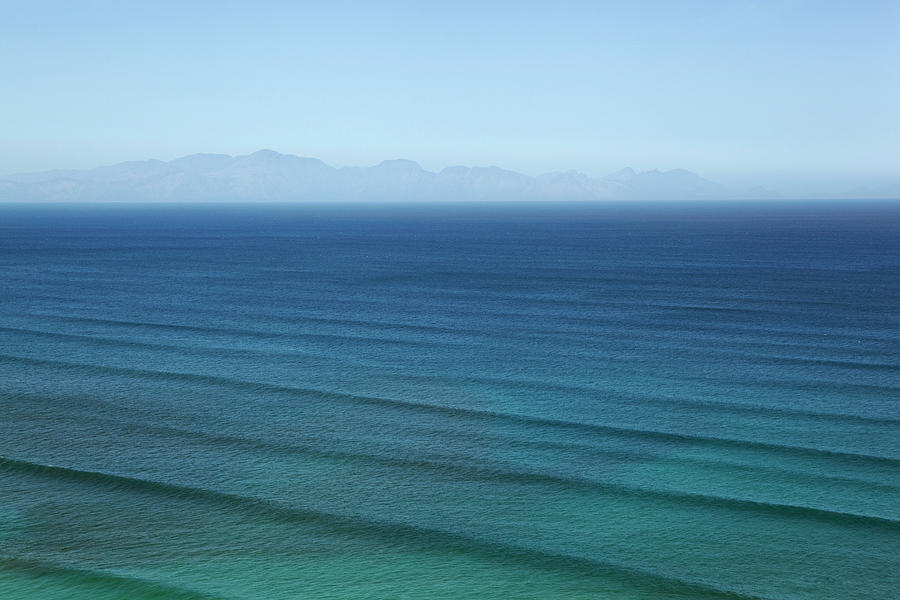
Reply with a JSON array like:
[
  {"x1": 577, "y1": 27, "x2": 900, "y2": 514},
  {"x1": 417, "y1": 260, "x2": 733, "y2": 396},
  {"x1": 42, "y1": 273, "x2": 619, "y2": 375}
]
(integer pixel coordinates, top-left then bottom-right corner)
[{"x1": 1, "y1": 1, "x2": 898, "y2": 191}]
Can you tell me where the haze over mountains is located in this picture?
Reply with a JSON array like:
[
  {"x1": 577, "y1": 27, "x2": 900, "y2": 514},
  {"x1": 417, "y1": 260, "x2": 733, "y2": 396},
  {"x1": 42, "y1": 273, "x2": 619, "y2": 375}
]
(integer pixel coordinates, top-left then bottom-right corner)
[{"x1": 0, "y1": 150, "x2": 895, "y2": 202}]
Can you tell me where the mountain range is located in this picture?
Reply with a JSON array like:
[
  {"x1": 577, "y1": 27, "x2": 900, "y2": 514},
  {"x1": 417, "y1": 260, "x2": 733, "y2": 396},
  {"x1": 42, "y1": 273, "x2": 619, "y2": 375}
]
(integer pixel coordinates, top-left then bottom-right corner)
[{"x1": 0, "y1": 150, "x2": 895, "y2": 202}]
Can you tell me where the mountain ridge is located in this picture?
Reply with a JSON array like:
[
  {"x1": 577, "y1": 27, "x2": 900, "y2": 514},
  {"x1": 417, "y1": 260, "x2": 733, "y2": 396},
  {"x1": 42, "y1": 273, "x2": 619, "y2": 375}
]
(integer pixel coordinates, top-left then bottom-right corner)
[{"x1": 1, "y1": 150, "x2": 895, "y2": 202}]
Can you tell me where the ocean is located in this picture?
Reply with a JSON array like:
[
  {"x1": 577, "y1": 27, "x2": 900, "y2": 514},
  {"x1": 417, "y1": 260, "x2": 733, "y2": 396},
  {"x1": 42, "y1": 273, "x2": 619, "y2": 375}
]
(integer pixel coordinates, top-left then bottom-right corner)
[{"x1": 0, "y1": 201, "x2": 897, "y2": 599}]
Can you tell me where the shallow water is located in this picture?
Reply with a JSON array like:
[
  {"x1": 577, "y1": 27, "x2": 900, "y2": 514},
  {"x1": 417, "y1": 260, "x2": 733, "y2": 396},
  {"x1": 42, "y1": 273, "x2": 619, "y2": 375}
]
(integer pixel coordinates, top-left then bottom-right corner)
[{"x1": 1, "y1": 201, "x2": 898, "y2": 599}]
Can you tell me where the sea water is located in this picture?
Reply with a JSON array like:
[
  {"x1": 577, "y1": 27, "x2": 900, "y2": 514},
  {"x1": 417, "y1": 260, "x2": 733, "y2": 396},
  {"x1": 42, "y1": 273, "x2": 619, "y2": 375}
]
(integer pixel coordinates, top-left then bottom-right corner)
[{"x1": 0, "y1": 201, "x2": 898, "y2": 599}]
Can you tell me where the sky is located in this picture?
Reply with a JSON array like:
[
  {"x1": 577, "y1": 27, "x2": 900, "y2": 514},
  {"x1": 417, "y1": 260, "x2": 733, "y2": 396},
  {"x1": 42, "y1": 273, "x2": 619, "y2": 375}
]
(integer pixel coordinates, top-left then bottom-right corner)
[{"x1": 1, "y1": 0, "x2": 898, "y2": 193}]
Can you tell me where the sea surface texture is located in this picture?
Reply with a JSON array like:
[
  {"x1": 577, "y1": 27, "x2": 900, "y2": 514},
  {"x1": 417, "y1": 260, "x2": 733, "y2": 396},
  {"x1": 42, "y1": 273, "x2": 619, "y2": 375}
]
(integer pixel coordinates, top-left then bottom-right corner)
[{"x1": 0, "y1": 201, "x2": 898, "y2": 600}]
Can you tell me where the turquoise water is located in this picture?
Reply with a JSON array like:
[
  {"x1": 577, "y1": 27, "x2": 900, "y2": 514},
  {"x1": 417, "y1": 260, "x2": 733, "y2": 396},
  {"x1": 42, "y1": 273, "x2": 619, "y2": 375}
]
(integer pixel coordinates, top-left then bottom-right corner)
[{"x1": 0, "y1": 201, "x2": 898, "y2": 599}]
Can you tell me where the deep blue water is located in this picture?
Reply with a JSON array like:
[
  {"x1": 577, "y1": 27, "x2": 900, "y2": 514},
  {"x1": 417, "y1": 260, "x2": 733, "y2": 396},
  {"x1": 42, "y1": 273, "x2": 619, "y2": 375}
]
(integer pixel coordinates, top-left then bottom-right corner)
[{"x1": 1, "y1": 201, "x2": 898, "y2": 599}]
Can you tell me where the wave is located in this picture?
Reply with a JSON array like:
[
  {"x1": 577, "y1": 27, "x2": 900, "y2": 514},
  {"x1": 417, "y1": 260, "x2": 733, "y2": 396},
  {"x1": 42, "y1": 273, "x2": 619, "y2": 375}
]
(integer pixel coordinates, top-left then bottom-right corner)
[
  {"x1": 4, "y1": 431, "x2": 898, "y2": 530},
  {"x1": 10, "y1": 311, "x2": 900, "y2": 398},
  {"x1": 10, "y1": 313, "x2": 898, "y2": 411},
  {"x1": 3, "y1": 314, "x2": 457, "y2": 349},
  {"x1": 12, "y1": 402, "x2": 899, "y2": 501},
  {"x1": 750, "y1": 354, "x2": 900, "y2": 373},
  {"x1": 15, "y1": 310, "x2": 454, "y2": 335},
  {"x1": 391, "y1": 371, "x2": 900, "y2": 426},
  {"x1": 0, "y1": 555, "x2": 223, "y2": 599},
  {"x1": 0, "y1": 455, "x2": 778, "y2": 600},
  {"x1": 143, "y1": 414, "x2": 900, "y2": 497},
  {"x1": 3, "y1": 353, "x2": 899, "y2": 467},
  {"x1": 0, "y1": 325, "x2": 332, "y2": 363},
  {"x1": 5, "y1": 324, "x2": 896, "y2": 427},
  {"x1": 47, "y1": 405, "x2": 900, "y2": 523},
  {"x1": 42, "y1": 281, "x2": 885, "y2": 342},
  {"x1": 17, "y1": 307, "x2": 899, "y2": 358}
]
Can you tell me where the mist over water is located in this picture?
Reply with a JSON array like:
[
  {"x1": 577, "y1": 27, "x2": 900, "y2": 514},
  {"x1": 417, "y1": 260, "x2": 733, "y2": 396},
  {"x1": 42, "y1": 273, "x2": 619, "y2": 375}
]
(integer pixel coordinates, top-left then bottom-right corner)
[{"x1": 1, "y1": 201, "x2": 898, "y2": 599}]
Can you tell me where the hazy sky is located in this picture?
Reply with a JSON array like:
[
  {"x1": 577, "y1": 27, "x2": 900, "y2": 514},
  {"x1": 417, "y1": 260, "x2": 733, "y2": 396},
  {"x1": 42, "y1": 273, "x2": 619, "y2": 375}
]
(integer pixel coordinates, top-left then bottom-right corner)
[{"x1": 1, "y1": 1, "x2": 898, "y2": 191}]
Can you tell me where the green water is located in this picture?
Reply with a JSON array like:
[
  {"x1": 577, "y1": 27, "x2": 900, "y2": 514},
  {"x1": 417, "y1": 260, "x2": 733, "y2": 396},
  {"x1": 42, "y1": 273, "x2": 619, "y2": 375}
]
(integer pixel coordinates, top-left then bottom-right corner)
[{"x1": 1, "y1": 202, "x2": 898, "y2": 598}]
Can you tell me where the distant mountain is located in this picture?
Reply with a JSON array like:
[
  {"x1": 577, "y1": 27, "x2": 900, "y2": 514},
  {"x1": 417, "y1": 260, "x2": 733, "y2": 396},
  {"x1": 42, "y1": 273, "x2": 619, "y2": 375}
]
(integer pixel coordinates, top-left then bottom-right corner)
[
  {"x1": 837, "y1": 181, "x2": 900, "y2": 200},
  {"x1": 598, "y1": 167, "x2": 729, "y2": 200},
  {"x1": 0, "y1": 149, "x2": 749, "y2": 202}
]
